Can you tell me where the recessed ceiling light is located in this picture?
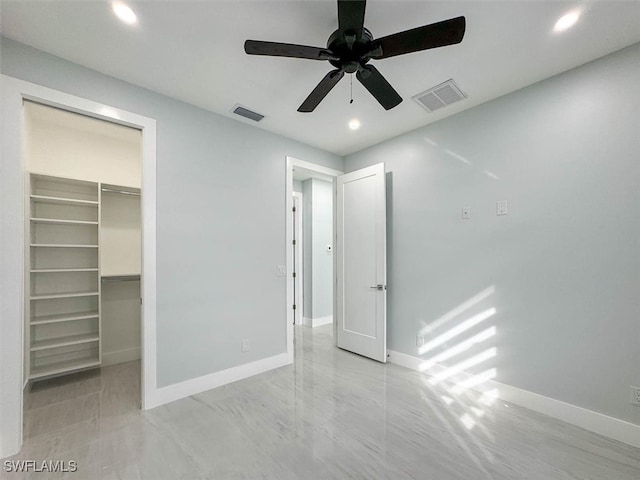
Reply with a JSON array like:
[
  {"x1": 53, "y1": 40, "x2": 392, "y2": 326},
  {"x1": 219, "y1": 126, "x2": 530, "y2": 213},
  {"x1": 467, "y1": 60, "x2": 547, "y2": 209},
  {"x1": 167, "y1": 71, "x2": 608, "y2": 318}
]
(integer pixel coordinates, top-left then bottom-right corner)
[
  {"x1": 348, "y1": 119, "x2": 361, "y2": 130},
  {"x1": 554, "y1": 10, "x2": 580, "y2": 32},
  {"x1": 112, "y1": 1, "x2": 137, "y2": 25}
]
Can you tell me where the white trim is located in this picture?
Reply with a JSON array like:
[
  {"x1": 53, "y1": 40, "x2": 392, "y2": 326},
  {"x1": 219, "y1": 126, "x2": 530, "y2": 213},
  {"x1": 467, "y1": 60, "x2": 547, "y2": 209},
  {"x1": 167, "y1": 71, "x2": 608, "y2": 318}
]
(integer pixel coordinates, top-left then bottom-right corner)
[
  {"x1": 290, "y1": 157, "x2": 343, "y2": 179},
  {"x1": 147, "y1": 353, "x2": 289, "y2": 408},
  {"x1": 101, "y1": 347, "x2": 141, "y2": 367},
  {"x1": 387, "y1": 350, "x2": 640, "y2": 449},
  {"x1": 302, "y1": 315, "x2": 333, "y2": 328},
  {"x1": 285, "y1": 156, "x2": 343, "y2": 363},
  {"x1": 0, "y1": 75, "x2": 157, "y2": 458},
  {"x1": 292, "y1": 192, "x2": 304, "y2": 323}
]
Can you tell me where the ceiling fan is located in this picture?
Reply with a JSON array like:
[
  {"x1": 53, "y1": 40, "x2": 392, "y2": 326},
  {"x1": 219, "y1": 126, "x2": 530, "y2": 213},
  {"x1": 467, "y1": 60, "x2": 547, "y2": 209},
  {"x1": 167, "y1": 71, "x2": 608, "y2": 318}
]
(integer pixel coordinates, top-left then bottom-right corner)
[{"x1": 244, "y1": 0, "x2": 466, "y2": 112}]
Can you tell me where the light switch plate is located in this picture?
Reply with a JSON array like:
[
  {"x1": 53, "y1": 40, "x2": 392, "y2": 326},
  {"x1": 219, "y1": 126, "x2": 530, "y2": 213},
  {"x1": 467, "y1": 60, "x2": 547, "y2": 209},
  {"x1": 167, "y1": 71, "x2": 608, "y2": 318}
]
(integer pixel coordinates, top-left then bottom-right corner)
[
  {"x1": 462, "y1": 207, "x2": 471, "y2": 220},
  {"x1": 276, "y1": 265, "x2": 287, "y2": 276}
]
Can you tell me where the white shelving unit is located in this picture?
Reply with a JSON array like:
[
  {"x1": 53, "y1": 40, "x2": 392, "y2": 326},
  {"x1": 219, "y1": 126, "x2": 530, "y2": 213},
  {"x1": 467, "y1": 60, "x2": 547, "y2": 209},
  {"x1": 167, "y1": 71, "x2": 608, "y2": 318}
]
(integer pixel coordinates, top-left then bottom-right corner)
[{"x1": 26, "y1": 174, "x2": 101, "y2": 380}]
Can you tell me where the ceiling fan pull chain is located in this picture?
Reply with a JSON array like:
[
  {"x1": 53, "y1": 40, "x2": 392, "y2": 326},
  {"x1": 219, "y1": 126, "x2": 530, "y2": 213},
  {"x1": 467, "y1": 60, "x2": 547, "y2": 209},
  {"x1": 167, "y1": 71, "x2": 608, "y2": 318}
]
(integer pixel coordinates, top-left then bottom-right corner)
[{"x1": 350, "y1": 75, "x2": 354, "y2": 104}]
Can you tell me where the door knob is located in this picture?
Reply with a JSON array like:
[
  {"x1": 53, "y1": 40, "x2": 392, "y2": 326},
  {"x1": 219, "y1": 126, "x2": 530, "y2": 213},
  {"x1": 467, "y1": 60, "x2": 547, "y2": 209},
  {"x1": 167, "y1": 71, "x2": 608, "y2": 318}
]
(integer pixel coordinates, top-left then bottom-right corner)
[{"x1": 369, "y1": 285, "x2": 385, "y2": 290}]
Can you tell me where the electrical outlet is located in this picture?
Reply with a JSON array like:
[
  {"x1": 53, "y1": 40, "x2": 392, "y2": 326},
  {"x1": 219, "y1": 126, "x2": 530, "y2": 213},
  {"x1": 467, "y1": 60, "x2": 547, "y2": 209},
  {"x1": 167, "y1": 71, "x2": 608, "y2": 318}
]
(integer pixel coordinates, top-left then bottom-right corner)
[
  {"x1": 241, "y1": 339, "x2": 250, "y2": 353},
  {"x1": 462, "y1": 207, "x2": 471, "y2": 220},
  {"x1": 496, "y1": 200, "x2": 508, "y2": 216},
  {"x1": 416, "y1": 335, "x2": 425, "y2": 347},
  {"x1": 631, "y1": 386, "x2": 640, "y2": 406}
]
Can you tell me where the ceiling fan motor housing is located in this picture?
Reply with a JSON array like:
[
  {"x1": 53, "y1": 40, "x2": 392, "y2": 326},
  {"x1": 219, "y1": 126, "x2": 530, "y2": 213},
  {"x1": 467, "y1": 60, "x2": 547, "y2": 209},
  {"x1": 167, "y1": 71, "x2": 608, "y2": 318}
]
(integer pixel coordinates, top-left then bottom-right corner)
[{"x1": 327, "y1": 28, "x2": 374, "y2": 73}]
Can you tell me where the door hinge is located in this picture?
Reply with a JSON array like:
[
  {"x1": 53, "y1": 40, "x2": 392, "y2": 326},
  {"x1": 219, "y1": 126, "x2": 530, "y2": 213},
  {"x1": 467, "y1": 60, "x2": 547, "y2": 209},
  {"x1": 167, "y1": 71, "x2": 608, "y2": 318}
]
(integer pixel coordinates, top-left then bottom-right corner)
[
  {"x1": 293, "y1": 239, "x2": 296, "y2": 245},
  {"x1": 293, "y1": 304, "x2": 297, "y2": 310},
  {"x1": 293, "y1": 206, "x2": 296, "y2": 212},
  {"x1": 140, "y1": 298, "x2": 143, "y2": 305},
  {"x1": 292, "y1": 272, "x2": 296, "y2": 278}
]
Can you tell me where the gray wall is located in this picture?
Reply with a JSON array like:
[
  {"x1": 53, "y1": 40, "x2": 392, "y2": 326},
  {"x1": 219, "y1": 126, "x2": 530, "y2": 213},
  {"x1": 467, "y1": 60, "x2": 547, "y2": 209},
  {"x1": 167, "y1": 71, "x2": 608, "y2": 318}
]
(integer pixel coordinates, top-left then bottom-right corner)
[
  {"x1": 345, "y1": 43, "x2": 640, "y2": 425},
  {"x1": 1, "y1": 38, "x2": 343, "y2": 387},
  {"x1": 300, "y1": 178, "x2": 333, "y2": 320},
  {"x1": 311, "y1": 179, "x2": 333, "y2": 319}
]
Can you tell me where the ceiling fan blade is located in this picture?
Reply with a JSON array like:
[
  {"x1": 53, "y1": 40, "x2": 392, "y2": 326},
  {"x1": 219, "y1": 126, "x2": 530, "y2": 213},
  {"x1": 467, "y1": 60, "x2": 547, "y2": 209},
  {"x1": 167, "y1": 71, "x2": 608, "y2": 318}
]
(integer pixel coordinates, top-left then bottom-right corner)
[
  {"x1": 337, "y1": 0, "x2": 366, "y2": 37},
  {"x1": 298, "y1": 69, "x2": 345, "y2": 113},
  {"x1": 356, "y1": 65, "x2": 402, "y2": 110},
  {"x1": 369, "y1": 16, "x2": 466, "y2": 59},
  {"x1": 244, "y1": 40, "x2": 337, "y2": 61}
]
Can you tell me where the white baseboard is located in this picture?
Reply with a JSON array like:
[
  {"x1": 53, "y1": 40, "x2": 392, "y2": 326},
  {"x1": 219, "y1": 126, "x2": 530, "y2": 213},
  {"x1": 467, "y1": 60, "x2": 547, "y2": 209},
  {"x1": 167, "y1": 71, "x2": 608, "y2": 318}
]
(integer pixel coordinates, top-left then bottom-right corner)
[
  {"x1": 146, "y1": 353, "x2": 290, "y2": 409},
  {"x1": 302, "y1": 315, "x2": 333, "y2": 328},
  {"x1": 312, "y1": 315, "x2": 333, "y2": 327},
  {"x1": 387, "y1": 350, "x2": 640, "y2": 449},
  {"x1": 102, "y1": 347, "x2": 141, "y2": 367}
]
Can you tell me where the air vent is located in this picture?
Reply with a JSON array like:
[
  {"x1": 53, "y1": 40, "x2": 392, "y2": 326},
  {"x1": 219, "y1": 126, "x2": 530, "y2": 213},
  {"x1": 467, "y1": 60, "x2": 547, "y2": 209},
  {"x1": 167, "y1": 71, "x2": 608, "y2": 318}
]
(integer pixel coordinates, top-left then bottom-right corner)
[
  {"x1": 232, "y1": 104, "x2": 265, "y2": 122},
  {"x1": 413, "y1": 79, "x2": 467, "y2": 112}
]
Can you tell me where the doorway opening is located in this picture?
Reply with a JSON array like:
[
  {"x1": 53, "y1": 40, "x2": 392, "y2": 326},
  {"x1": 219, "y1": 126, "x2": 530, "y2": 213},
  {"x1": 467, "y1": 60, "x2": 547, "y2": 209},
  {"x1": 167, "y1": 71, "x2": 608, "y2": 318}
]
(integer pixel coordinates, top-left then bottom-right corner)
[
  {"x1": 286, "y1": 157, "x2": 388, "y2": 366},
  {"x1": 285, "y1": 157, "x2": 343, "y2": 360},
  {"x1": 0, "y1": 75, "x2": 157, "y2": 457},
  {"x1": 22, "y1": 100, "x2": 143, "y2": 421}
]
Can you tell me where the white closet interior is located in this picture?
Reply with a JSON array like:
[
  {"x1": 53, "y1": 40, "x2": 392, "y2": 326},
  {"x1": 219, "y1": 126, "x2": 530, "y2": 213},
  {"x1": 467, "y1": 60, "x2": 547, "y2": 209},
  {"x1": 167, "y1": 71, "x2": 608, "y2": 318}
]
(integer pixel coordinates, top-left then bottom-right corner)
[
  {"x1": 100, "y1": 184, "x2": 141, "y2": 366},
  {"x1": 24, "y1": 101, "x2": 142, "y2": 382}
]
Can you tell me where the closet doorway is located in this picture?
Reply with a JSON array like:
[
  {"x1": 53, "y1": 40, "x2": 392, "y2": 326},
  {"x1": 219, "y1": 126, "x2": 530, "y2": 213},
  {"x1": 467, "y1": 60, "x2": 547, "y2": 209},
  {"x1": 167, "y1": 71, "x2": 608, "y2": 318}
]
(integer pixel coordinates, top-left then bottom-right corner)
[
  {"x1": 23, "y1": 101, "x2": 143, "y2": 409},
  {"x1": 1, "y1": 76, "x2": 157, "y2": 456}
]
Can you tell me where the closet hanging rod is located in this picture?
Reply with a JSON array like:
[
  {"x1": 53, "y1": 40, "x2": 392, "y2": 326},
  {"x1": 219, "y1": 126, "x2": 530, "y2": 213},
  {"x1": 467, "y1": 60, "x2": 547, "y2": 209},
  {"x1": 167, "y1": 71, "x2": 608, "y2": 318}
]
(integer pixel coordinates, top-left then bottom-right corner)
[
  {"x1": 101, "y1": 188, "x2": 140, "y2": 196},
  {"x1": 101, "y1": 275, "x2": 140, "y2": 283}
]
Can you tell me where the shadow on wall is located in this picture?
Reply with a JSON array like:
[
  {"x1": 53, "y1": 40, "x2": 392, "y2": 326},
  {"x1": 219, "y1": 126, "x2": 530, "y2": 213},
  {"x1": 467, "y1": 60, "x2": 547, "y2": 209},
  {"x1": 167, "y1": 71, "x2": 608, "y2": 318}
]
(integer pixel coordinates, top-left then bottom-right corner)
[{"x1": 415, "y1": 285, "x2": 502, "y2": 471}]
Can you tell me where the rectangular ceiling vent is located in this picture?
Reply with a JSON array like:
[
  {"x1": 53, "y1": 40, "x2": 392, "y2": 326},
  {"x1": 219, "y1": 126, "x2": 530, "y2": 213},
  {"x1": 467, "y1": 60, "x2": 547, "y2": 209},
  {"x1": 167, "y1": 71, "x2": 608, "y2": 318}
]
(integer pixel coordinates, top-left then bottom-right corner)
[
  {"x1": 413, "y1": 79, "x2": 467, "y2": 113},
  {"x1": 232, "y1": 104, "x2": 265, "y2": 122}
]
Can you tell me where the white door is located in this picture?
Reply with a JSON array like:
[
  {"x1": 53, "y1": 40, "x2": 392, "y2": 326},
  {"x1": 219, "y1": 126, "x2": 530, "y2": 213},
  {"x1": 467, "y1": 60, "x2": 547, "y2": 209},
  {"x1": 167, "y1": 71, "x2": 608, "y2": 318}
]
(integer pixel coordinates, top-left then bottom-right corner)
[{"x1": 336, "y1": 163, "x2": 387, "y2": 362}]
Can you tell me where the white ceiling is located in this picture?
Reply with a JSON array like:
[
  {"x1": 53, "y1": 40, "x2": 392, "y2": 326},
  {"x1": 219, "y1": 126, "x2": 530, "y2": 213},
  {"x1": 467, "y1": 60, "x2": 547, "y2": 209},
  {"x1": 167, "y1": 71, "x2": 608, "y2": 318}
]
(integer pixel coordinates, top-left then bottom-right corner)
[{"x1": 2, "y1": 1, "x2": 639, "y2": 156}]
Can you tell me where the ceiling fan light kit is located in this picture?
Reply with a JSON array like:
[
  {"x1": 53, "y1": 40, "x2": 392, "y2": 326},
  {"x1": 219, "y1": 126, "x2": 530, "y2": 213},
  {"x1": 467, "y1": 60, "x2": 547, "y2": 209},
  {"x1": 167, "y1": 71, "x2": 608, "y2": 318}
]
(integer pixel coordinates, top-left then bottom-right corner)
[{"x1": 244, "y1": 0, "x2": 465, "y2": 113}]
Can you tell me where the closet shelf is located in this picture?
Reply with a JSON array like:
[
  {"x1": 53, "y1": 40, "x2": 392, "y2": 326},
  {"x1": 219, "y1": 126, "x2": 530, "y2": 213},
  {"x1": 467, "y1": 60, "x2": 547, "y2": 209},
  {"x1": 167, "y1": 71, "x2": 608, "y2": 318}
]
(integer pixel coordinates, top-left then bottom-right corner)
[
  {"x1": 30, "y1": 195, "x2": 98, "y2": 206},
  {"x1": 31, "y1": 291, "x2": 99, "y2": 300},
  {"x1": 31, "y1": 268, "x2": 99, "y2": 273},
  {"x1": 31, "y1": 311, "x2": 100, "y2": 325},
  {"x1": 30, "y1": 218, "x2": 98, "y2": 226},
  {"x1": 30, "y1": 243, "x2": 98, "y2": 248},
  {"x1": 31, "y1": 333, "x2": 99, "y2": 352},
  {"x1": 30, "y1": 358, "x2": 101, "y2": 380}
]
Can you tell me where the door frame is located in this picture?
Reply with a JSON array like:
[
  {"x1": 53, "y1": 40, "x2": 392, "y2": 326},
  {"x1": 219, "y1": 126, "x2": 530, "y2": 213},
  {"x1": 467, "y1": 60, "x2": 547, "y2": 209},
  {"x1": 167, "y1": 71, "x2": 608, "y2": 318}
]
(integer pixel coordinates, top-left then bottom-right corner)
[
  {"x1": 285, "y1": 157, "x2": 343, "y2": 361},
  {"x1": 0, "y1": 75, "x2": 157, "y2": 458},
  {"x1": 292, "y1": 191, "x2": 304, "y2": 323}
]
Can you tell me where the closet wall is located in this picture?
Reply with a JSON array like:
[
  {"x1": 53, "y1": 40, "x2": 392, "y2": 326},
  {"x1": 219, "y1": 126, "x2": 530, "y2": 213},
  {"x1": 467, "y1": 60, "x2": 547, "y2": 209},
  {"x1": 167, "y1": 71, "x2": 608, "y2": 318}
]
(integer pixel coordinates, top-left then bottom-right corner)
[
  {"x1": 24, "y1": 101, "x2": 142, "y2": 380},
  {"x1": 100, "y1": 185, "x2": 141, "y2": 365},
  {"x1": 25, "y1": 101, "x2": 141, "y2": 186}
]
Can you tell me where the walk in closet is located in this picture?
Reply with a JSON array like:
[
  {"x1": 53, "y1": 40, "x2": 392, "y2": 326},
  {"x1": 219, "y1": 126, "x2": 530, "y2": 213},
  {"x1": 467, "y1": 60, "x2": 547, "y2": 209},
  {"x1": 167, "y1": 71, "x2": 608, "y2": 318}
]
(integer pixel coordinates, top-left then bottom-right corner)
[{"x1": 24, "y1": 101, "x2": 142, "y2": 382}]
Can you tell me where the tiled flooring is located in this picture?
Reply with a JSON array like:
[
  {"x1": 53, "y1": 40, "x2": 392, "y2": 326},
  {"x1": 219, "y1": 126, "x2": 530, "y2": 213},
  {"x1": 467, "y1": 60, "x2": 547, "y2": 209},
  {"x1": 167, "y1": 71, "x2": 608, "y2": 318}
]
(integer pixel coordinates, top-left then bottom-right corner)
[{"x1": 3, "y1": 325, "x2": 640, "y2": 479}]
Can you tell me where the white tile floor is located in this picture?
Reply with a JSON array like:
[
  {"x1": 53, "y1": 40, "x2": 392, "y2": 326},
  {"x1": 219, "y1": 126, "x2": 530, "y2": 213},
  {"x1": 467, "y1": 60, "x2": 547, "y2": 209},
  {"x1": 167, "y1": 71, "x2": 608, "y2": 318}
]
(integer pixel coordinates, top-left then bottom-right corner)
[{"x1": 3, "y1": 325, "x2": 640, "y2": 479}]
